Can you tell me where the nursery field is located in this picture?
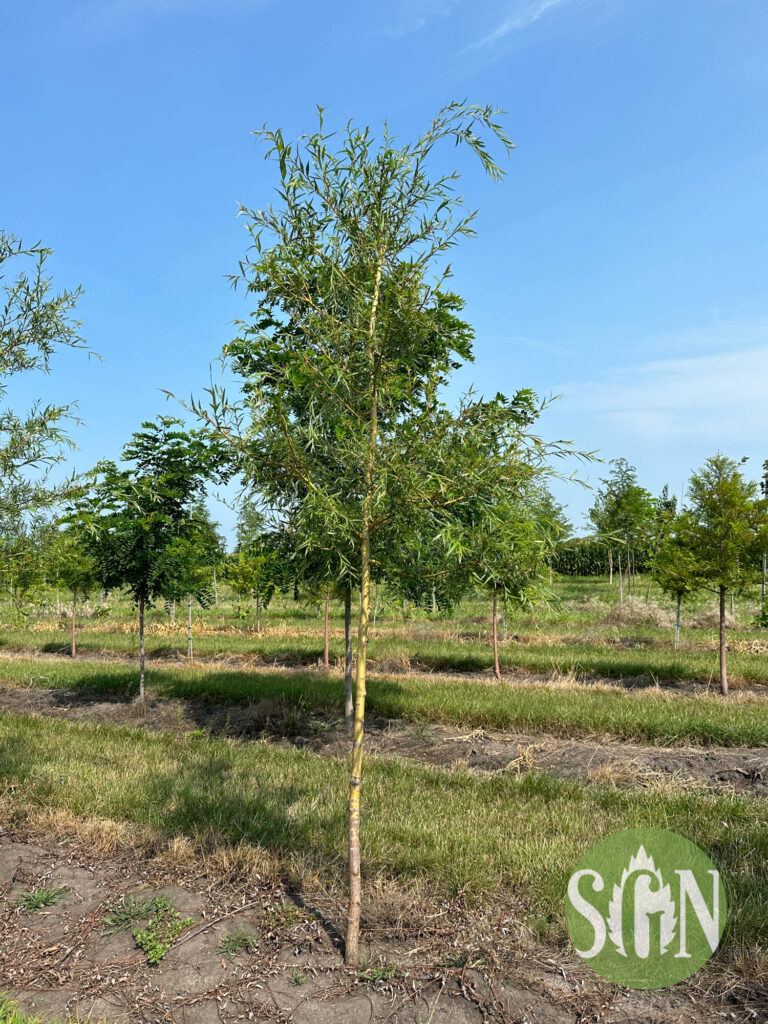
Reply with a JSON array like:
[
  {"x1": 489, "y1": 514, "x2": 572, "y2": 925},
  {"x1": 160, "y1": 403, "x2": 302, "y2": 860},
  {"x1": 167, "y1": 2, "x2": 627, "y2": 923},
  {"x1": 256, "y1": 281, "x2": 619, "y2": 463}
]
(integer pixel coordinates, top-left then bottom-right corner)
[{"x1": 0, "y1": 576, "x2": 766, "y2": 1023}]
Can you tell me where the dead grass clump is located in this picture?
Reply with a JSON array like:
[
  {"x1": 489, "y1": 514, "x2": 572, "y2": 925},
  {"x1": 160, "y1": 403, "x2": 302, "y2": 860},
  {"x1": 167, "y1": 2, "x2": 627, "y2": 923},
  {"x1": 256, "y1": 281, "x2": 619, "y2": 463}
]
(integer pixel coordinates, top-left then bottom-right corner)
[
  {"x1": 692, "y1": 609, "x2": 737, "y2": 630},
  {"x1": 601, "y1": 596, "x2": 674, "y2": 629},
  {"x1": 17, "y1": 806, "x2": 155, "y2": 857}
]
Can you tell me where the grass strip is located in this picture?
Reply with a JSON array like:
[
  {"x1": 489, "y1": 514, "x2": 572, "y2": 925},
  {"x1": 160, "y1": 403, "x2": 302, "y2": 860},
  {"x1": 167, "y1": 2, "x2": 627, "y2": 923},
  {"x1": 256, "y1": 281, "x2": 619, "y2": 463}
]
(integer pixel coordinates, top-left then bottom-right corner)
[
  {"x1": 0, "y1": 656, "x2": 767, "y2": 746},
  {"x1": 0, "y1": 709, "x2": 765, "y2": 959},
  {"x1": 4, "y1": 625, "x2": 768, "y2": 685}
]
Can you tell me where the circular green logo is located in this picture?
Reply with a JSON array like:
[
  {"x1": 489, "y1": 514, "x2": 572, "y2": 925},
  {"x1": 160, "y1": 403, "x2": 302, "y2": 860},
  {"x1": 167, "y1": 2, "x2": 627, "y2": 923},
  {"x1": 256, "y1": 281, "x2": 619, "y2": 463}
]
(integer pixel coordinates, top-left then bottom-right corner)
[{"x1": 565, "y1": 828, "x2": 727, "y2": 989}]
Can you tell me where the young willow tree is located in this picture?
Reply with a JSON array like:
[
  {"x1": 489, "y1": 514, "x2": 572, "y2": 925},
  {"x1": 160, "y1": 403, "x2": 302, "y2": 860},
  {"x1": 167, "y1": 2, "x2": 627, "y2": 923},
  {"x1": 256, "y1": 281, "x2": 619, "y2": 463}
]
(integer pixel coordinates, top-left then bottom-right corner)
[{"x1": 196, "y1": 104, "x2": 575, "y2": 964}]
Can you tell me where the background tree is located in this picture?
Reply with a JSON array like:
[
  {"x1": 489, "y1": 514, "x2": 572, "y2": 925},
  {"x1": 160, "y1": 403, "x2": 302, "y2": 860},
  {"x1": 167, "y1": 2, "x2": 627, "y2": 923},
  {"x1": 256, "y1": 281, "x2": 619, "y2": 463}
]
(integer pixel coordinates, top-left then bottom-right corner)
[
  {"x1": 47, "y1": 524, "x2": 98, "y2": 657},
  {"x1": 652, "y1": 520, "x2": 699, "y2": 650},
  {"x1": 587, "y1": 458, "x2": 653, "y2": 598},
  {"x1": 162, "y1": 502, "x2": 225, "y2": 660},
  {"x1": 72, "y1": 417, "x2": 230, "y2": 701},
  {"x1": 677, "y1": 454, "x2": 768, "y2": 694}
]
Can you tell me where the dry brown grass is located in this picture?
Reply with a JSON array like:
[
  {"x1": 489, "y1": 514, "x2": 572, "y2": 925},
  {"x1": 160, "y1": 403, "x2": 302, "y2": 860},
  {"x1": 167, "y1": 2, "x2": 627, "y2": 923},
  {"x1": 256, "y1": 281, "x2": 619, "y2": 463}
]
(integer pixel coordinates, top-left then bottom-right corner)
[{"x1": 601, "y1": 596, "x2": 675, "y2": 629}]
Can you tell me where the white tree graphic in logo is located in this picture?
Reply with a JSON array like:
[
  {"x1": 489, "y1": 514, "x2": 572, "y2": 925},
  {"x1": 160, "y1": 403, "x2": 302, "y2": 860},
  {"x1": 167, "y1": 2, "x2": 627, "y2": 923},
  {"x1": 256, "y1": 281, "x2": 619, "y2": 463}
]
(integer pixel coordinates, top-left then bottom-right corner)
[{"x1": 607, "y1": 846, "x2": 677, "y2": 959}]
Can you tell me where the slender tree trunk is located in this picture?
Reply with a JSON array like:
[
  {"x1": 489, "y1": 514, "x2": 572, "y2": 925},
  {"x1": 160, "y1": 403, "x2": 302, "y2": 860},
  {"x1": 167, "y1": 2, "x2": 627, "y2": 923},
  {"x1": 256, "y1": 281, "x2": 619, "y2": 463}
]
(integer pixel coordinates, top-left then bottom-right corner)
[
  {"x1": 719, "y1": 585, "x2": 728, "y2": 696},
  {"x1": 187, "y1": 593, "x2": 193, "y2": 661},
  {"x1": 608, "y1": 549, "x2": 613, "y2": 585},
  {"x1": 213, "y1": 567, "x2": 218, "y2": 607},
  {"x1": 762, "y1": 553, "x2": 767, "y2": 613},
  {"x1": 548, "y1": 553, "x2": 553, "y2": 587},
  {"x1": 431, "y1": 585, "x2": 437, "y2": 615},
  {"x1": 256, "y1": 592, "x2": 261, "y2": 633},
  {"x1": 345, "y1": 251, "x2": 382, "y2": 968},
  {"x1": 618, "y1": 551, "x2": 624, "y2": 605},
  {"x1": 674, "y1": 594, "x2": 681, "y2": 651},
  {"x1": 402, "y1": 598, "x2": 407, "y2": 622},
  {"x1": 346, "y1": 522, "x2": 370, "y2": 967},
  {"x1": 323, "y1": 589, "x2": 330, "y2": 669},
  {"x1": 71, "y1": 586, "x2": 77, "y2": 658},
  {"x1": 138, "y1": 596, "x2": 146, "y2": 705},
  {"x1": 492, "y1": 586, "x2": 501, "y2": 680},
  {"x1": 730, "y1": 591, "x2": 735, "y2": 617},
  {"x1": 98, "y1": 589, "x2": 103, "y2": 610},
  {"x1": 344, "y1": 585, "x2": 353, "y2": 727}
]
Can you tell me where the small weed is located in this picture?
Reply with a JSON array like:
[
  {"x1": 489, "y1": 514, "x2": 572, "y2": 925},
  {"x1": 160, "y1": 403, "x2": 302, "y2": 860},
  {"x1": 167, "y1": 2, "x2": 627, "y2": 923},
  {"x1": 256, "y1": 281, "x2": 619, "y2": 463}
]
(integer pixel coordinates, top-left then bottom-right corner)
[
  {"x1": 103, "y1": 893, "x2": 155, "y2": 936},
  {"x1": 218, "y1": 927, "x2": 258, "y2": 959},
  {"x1": 359, "y1": 963, "x2": 395, "y2": 984},
  {"x1": 132, "y1": 896, "x2": 193, "y2": 965},
  {"x1": 263, "y1": 902, "x2": 310, "y2": 931},
  {"x1": 292, "y1": 967, "x2": 307, "y2": 985},
  {"x1": 438, "y1": 949, "x2": 470, "y2": 968},
  {"x1": 17, "y1": 887, "x2": 68, "y2": 913}
]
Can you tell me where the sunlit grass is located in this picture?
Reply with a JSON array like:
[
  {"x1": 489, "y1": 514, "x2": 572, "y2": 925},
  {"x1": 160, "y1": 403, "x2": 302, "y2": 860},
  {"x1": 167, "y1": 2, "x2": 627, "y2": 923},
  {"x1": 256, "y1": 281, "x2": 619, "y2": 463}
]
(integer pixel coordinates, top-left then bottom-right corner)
[
  {"x1": 0, "y1": 654, "x2": 766, "y2": 746},
  {"x1": 0, "y1": 710, "x2": 765, "y2": 961}
]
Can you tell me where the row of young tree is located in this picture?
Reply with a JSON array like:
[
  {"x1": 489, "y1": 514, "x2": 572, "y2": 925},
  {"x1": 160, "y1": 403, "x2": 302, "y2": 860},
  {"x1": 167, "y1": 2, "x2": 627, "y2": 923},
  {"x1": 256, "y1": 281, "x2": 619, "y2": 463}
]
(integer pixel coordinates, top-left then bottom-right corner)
[{"x1": 577, "y1": 455, "x2": 768, "y2": 695}]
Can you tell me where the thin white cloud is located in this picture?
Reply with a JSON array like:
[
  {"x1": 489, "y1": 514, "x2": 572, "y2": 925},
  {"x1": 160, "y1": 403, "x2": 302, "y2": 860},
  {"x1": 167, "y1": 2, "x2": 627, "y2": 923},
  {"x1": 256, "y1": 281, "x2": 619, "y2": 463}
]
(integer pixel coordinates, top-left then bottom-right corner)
[
  {"x1": 377, "y1": 0, "x2": 462, "y2": 38},
  {"x1": 470, "y1": 0, "x2": 571, "y2": 49},
  {"x1": 561, "y1": 347, "x2": 768, "y2": 446}
]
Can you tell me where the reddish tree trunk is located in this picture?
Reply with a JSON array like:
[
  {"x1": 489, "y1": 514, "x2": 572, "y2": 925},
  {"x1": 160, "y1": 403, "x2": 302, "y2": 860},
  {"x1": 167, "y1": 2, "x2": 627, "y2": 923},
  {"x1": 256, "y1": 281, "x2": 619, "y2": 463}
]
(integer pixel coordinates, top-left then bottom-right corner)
[
  {"x1": 187, "y1": 593, "x2": 193, "y2": 661},
  {"x1": 138, "y1": 597, "x2": 146, "y2": 705},
  {"x1": 71, "y1": 586, "x2": 77, "y2": 658},
  {"x1": 323, "y1": 589, "x2": 330, "y2": 669},
  {"x1": 492, "y1": 587, "x2": 501, "y2": 680},
  {"x1": 719, "y1": 585, "x2": 728, "y2": 696}
]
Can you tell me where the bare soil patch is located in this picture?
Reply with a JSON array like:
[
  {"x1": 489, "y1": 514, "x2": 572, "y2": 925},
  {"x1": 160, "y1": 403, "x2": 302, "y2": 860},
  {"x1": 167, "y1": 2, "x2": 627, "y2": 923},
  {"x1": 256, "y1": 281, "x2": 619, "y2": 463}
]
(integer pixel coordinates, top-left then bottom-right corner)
[
  {"x1": 0, "y1": 685, "x2": 765, "y2": 800},
  {"x1": 0, "y1": 833, "x2": 764, "y2": 1023}
]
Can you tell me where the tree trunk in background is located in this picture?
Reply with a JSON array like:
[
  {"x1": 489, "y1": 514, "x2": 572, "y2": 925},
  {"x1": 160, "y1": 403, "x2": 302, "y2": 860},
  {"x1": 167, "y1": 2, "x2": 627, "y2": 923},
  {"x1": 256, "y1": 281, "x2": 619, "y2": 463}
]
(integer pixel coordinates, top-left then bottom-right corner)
[
  {"x1": 293, "y1": 579, "x2": 299, "y2": 601},
  {"x1": 323, "y1": 589, "x2": 330, "y2": 668},
  {"x1": 213, "y1": 567, "x2": 218, "y2": 606},
  {"x1": 256, "y1": 592, "x2": 261, "y2": 633},
  {"x1": 674, "y1": 594, "x2": 681, "y2": 651},
  {"x1": 618, "y1": 551, "x2": 624, "y2": 605},
  {"x1": 344, "y1": 585, "x2": 353, "y2": 727},
  {"x1": 138, "y1": 597, "x2": 146, "y2": 705},
  {"x1": 71, "y1": 586, "x2": 77, "y2": 658},
  {"x1": 492, "y1": 586, "x2": 501, "y2": 680},
  {"x1": 730, "y1": 591, "x2": 735, "y2": 617},
  {"x1": 402, "y1": 598, "x2": 407, "y2": 622},
  {"x1": 762, "y1": 553, "x2": 767, "y2": 614},
  {"x1": 431, "y1": 585, "x2": 437, "y2": 615},
  {"x1": 608, "y1": 549, "x2": 613, "y2": 585},
  {"x1": 187, "y1": 593, "x2": 193, "y2": 661},
  {"x1": 719, "y1": 585, "x2": 728, "y2": 696}
]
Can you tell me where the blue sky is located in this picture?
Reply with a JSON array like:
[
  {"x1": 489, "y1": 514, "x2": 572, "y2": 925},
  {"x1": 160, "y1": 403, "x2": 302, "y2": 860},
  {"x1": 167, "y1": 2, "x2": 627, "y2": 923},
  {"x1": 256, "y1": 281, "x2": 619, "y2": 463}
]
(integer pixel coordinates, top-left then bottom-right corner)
[{"x1": 3, "y1": 0, "x2": 767, "y2": 540}]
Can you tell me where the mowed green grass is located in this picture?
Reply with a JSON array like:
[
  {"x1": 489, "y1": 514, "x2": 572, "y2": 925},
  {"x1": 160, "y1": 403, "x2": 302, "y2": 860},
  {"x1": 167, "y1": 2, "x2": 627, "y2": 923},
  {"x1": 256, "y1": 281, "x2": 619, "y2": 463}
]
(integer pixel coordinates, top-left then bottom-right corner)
[
  {"x1": 3, "y1": 616, "x2": 768, "y2": 686},
  {"x1": 0, "y1": 710, "x2": 765, "y2": 959},
  {"x1": 0, "y1": 655, "x2": 767, "y2": 746}
]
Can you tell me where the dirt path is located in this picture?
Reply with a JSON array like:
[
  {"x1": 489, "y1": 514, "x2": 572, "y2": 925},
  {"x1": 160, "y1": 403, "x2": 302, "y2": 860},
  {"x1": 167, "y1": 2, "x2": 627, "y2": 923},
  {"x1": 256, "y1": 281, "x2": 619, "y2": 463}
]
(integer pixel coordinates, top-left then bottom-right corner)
[
  {"x1": 0, "y1": 835, "x2": 763, "y2": 1023},
  {"x1": 0, "y1": 684, "x2": 765, "y2": 799}
]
